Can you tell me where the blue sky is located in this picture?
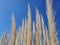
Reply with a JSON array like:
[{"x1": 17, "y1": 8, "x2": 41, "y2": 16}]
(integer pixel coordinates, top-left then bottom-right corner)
[{"x1": 0, "y1": 0, "x2": 60, "y2": 44}]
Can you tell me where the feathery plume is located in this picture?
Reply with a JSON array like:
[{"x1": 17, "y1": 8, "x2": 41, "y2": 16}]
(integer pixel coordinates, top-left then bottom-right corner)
[
  {"x1": 41, "y1": 15, "x2": 47, "y2": 45},
  {"x1": 23, "y1": 18, "x2": 27, "y2": 45},
  {"x1": 36, "y1": 8, "x2": 42, "y2": 45},
  {"x1": 46, "y1": 0, "x2": 58, "y2": 45},
  {"x1": 33, "y1": 22, "x2": 37, "y2": 45},
  {"x1": 10, "y1": 13, "x2": 16, "y2": 45},
  {"x1": 27, "y1": 4, "x2": 32, "y2": 45},
  {"x1": 35, "y1": 31, "x2": 39, "y2": 45},
  {"x1": 1, "y1": 33, "x2": 8, "y2": 45},
  {"x1": 21, "y1": 19, "x2": 25, "y2": 45},
  {"x1": 15, "y1": 27, "x2": 21, "y2": 45},
  {"x1": 45, "y1": 27, "x2": 50, "y2": 45}
]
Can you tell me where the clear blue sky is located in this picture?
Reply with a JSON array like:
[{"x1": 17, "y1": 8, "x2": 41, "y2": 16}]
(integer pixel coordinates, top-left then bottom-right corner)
[{"x1": 0, "y1": 0, "x2": 60, "y2": 44}]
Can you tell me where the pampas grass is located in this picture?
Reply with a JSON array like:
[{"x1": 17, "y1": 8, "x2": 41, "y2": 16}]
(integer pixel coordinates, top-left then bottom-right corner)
[
  {"x1": 21, "y1": 19, "x2": 24, "y2": 45},
  {"x1": 15, "y1": 27, "x2": 21, "y2": 45},
  {"x1": 41, "y1": 15, "x2": 46, "y2": 45},
  {"x1": 1, "y1": 33, "x2": 8, "y2": 45},
  {"x1": 45, "y1": 27, "x2": 50, "y2": 45},
  {"x1": 10, "y1": 13, "x2": 16, "y2": 45},
  {"x1": 27, "y1": 4, "x2": 32, "y2": 45},
  {"x1": 33, "y1": 22, "x2": 36, "y2": 45},
  {"x1": 23, "y1": 18, "x2": 27, "y2": 45},
  {"x1": 0, "y1": 0, "x2": 58, "y2": 45},
  {"x1": 46, "y1": 0, "x2": 58, "y2": 45},
  {"x1": 36, "y1": 8, "x2": 42, "y2": 45}
]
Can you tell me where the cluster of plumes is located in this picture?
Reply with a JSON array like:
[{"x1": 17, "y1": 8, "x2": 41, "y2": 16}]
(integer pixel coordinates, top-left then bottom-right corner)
[{"x1": 0, "y1": 0, "x2": 58, "y2": 45}]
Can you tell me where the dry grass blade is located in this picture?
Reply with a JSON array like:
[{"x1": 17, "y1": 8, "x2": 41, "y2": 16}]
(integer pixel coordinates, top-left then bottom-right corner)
[
  {"x1": 41, "y1": 15, "x2": 47, "y2": 45},
  {"x1": 46, "y1": 0, "x2": 58, "y2": 45},
  {"x1": 23, "y1": 18, "x2": 27, "y2": 45},
  {"x1": 21, "y1": 19, "x2": 25, "y2": 45},
  {"x1": 45, "y1": 27, "x2": 50, "y2": 45},
  {"x1": 27, "y1": 4, "x2": 32, "y2": 45},
  {"x1": 10, "y1": 13, "x2": 16, "y2": 45},
  {"x1": 36, "y1": 8, "x2": 42, "y2": 45},
  {"x1": 1, "y1": 33, "x2": 8, "y2": 45},
  {"x1": 15, "y1": 27, "x2": 21, "y2": 45},
  {"x1": 33, "y1": 22, "x2": 36, "y2": 45}
]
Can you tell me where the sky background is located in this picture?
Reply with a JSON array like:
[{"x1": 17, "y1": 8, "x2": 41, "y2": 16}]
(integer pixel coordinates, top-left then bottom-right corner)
[{"x1": 0, "y1": 0, "x2": 60, "y2": 45}]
